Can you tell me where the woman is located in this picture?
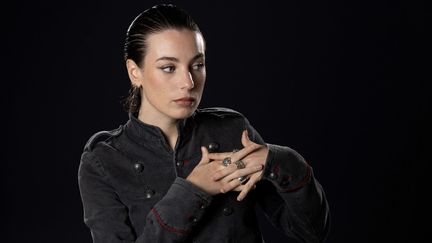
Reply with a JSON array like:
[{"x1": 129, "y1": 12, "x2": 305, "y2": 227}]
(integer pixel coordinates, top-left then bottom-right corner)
[{"x1": 78, "y1": 4, "x2": 329, "y2": 243}]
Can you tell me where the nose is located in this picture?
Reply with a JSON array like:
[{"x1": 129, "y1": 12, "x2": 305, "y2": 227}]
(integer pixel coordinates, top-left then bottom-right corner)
[{"x1": 180, "y1": 71, "x2": 195, "y2": 90}]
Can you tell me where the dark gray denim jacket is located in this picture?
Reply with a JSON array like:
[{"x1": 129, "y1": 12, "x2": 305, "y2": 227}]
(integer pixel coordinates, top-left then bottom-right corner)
[{"x1": 78, "y1": 107, "x2": 329, "y2": 243}]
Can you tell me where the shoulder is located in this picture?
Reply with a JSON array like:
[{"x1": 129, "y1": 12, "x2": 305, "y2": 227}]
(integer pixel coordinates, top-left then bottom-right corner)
[
  {"x1": 194, "y1": 107, "x2": 246, "y2": 120},
  {"x1": 79, "y1": 125, "x2": 125, "y2": 176},
  {"x1": 192, "y1": 107, "x2": 251, "y2": 133},
  {"x1": 83, "y1": 125, "x2": 124, "y2": 153},
  {"x1": 194, "y1": 107, "x2": 265, "y2": 144}
]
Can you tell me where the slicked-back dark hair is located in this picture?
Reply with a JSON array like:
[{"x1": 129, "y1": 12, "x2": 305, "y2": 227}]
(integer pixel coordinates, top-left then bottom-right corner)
[{"x1": 123, "y1": 4, "x2": 202, "y2": 114}]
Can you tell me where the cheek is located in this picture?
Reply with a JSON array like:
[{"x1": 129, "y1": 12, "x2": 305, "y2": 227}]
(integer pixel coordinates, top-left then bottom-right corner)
[
  {"x1": 194, "y1": 72, "x2": 206, "y2": 88},
  {"x1": 144, "y1": 72, "x2": 172, "y2": 94},
  {"x1": 197, "y1": 79, "x2": 206, "y2": 91}
]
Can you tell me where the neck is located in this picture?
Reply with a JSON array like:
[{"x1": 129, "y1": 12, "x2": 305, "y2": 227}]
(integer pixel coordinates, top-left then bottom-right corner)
[{"x1": 137, "y1": 110, "x2": 179, "y2": 150}]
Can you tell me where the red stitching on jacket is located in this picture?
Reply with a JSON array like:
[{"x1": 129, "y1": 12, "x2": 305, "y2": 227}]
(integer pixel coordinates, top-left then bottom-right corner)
[
  {"x1": 282, "y1": 164, "x2": 312, "y2": 192},
  {"x1": 151, "y1": 208, "x2": 189, "y2": 235}
]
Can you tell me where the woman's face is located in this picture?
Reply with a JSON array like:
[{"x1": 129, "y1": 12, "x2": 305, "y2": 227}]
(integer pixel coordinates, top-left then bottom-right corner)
[{"x1": 136, "y1": 29, "x2": 206, "y2": 121}]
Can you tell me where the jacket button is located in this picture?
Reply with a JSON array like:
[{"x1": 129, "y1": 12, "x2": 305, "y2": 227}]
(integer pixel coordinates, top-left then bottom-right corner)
[
  {"x1": 199, "y1": 202, "x2": 207, "y2": 210},
  {"x1": 269, "y1": 172, "x2": 278, "y2": 180},
  {"x1": 145, "y1": 189, "x2": 155, "y2": 199},
  {"x1": 176, "y1": 161, "x2": 183, "y2": 167},
  {"x1": 207, "y1": 142, "x2": 220, "y2": 152},
  {"x1": 134, "y1": 163, "x2": 144, "y2": 173},
  {"x1": 189, "y1": 216, "x2": 198, "y2": 224},
  {"x1": 223, "y1": 207, "x2": 233, "y2": 216}
]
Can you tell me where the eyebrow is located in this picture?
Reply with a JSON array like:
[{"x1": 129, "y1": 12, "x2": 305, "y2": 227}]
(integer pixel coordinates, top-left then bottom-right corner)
[{"x1": 155, "y1": 53, "x2": 204, "y2": 63}]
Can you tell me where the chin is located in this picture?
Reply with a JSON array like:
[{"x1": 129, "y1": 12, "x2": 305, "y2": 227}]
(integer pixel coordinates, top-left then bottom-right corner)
[{"x1": 169, "y1": 107, "x2": 197, "y2": 120}]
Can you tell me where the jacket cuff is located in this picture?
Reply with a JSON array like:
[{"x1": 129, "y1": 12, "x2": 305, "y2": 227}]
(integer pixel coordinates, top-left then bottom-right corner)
[
  {"x1": 151, "y1": 177, "x2": 212, "y2": 235},
  {"x1": 263, "y1": 144, "x2": 312, "y2": 192}
]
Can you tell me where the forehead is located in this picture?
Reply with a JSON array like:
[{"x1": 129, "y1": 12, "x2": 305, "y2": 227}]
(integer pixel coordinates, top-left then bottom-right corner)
[{"x1": 145, "y1": 29, "x2": 205, "y2": 60}]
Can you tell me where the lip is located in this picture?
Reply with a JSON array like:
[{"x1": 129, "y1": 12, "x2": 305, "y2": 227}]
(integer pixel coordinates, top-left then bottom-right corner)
[{"x1": 174, "y1": 97, "x2": 196, "y2": 106}]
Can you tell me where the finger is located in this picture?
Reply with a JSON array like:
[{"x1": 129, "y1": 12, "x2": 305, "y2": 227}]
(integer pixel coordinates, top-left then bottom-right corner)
[
  {"x1": 220, "y1": 178, "x2": 243, "y2": 194},
  {"x1": 241, "y1": 130, "x2": 253, "y2": 147},
  {"x1": 237, "y1": 176, "x2": 260, "y2": 201},
  {"x1": 208, "y1": 142, "x2": 259, "y2": 162},
  {"x1": 207, "y1": 151, "x2": 233, "y2": 161},
  {"x1": 234, "y1": 143, "x2": 261, "y2": 161},
  {"x1": 198, "y1": 146, "x2": 210, "y2": 165},
  {"x1": 232, "y1": 182, "x2": 257, "y2": 193},
  {"x1": 220, "y1": 166, "x2": 262, "y2": 193},
  {"x1": 222, "y1": 165, "x2": 263, "y2": 182},
  {"x1": 211, "y1": 165, "x2": 237, "y2": 181},
  {"x1": 233, "y1": 184, "x2": 245, "y2": 191}
]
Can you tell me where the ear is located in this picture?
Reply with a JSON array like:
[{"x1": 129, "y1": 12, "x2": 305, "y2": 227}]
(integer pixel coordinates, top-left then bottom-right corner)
[{"x1": 126, "y1": 59, "x2": 143, "y2": 87}]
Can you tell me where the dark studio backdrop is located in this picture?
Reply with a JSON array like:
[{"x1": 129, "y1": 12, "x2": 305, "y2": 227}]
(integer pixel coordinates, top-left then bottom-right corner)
[{"x1": 3, "y1": 0, "x2": 428, "y2": 242}]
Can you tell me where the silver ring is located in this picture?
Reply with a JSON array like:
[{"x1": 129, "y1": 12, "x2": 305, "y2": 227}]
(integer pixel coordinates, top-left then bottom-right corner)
[
  {"x1": 238, "y1": 176, "x2": 248, "y2": 184},
  {"x1": 234, "y1": 160, "x2": 246, "y2": 169},
  {"x1": 222, "y1": 157, "x2": 232, "y2": 167}
]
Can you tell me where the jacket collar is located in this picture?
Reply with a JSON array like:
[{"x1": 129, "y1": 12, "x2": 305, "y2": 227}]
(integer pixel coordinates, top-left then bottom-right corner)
[{"x1": 124, "y1": 112, "x2": 193, "y2": 146}]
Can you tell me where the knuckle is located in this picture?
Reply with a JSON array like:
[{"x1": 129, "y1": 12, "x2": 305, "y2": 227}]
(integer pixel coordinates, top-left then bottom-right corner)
[
  {"x1": 242, "y1": 170, "x2": 250, "y2": 176},
  {"x1": 246, "y1": 145, "x2": 254, "y2": 152}
]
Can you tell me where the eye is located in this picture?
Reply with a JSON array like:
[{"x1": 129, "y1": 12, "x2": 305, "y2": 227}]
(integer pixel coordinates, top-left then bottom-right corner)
[
  {"x1": 160, "y1": 65, "x2": 176, "y2": 73},
  {"x1": 191, "y1": 63, "x2": 205, "y2": 71}
]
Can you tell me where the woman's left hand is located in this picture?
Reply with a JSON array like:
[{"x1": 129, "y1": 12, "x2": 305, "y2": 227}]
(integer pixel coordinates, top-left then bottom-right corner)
[{"x1": 207, "y1": 130, "x2": 269, "y2": 201}]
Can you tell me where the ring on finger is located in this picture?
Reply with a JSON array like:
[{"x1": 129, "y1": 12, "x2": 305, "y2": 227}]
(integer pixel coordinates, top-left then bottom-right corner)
[
  {"x1": 238, "y1": 176, "x2": 248, "y2": 184},
  {"x1": 234, "y1": 160, "x2": 246, "y2": 169},
  {"x1": 222, "y1": 157, "x2": 232, "y2": 167}
]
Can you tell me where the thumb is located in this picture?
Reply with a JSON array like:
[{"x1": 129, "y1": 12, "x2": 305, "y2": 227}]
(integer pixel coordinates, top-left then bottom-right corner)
[
  {"x1": 241, "y1": 130, "x2": 252, "y2": 147},
  {"x1": 199, "y1": 146, "x2": 210, "y2": 164}
]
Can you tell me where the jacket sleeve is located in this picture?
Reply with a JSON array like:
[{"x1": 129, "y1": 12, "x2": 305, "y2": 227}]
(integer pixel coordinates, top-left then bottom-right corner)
[
  {"x1": 245, "y1": 120, "x2": 330, "y2": 243},
  {"x1": 78, "y1": 151, "x2": 212, "y2": 243}
]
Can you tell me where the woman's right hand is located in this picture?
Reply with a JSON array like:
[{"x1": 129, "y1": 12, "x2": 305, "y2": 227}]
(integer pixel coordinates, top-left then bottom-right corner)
[
  {"x1": 186, "y1": 146, "x2": 225, "y2": 195},
  {"x1": 186, "y1": 146, "x2": 263, "y2": 195}
]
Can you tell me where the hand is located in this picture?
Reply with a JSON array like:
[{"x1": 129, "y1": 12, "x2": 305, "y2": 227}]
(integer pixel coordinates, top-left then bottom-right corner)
[
  {"x1": 208, "y1": 130, "x2": 269, "y2": 201},
  {"x1": 186, "y1": 146, "x2": 231, "y2": 195}
]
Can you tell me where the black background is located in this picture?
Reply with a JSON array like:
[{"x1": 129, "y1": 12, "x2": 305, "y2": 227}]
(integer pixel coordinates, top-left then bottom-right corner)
[{"x1": 3, "y1": 0, "x2": 428, "y2": 242}]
